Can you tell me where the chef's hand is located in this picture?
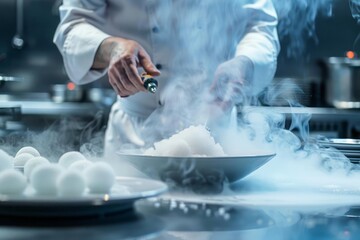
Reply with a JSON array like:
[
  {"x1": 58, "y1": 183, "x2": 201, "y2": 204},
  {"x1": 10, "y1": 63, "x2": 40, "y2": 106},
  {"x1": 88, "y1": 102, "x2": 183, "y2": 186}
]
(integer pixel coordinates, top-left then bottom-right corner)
[
  {"x1": 210, "y1": 56, "x2": 254, "y2": 113},
  {"x1": 92, "y1": 37, "x2": 161, "y2": 97}
]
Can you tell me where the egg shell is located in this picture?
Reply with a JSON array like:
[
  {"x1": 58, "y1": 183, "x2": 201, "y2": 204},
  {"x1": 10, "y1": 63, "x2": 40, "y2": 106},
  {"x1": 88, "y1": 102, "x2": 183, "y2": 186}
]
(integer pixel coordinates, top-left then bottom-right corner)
[
  {"x1": 15, "y1": 146, "x2": 40, "y2": 158},
  {"x1": 24, "y1": 157, "x2": 50, "y2": 179},
  {"x1": 14, "y1": 153, "x2": 34, "y2": 167},
  {"x1": 58, "y1": 151, "x2": 87, "y2": 168},
  {"x1": 56, "y1": 170, "x2": 86, "y2": 197},
  {"x1": 84, "y1": 162, "x2": 115, "y2": 194},
  {"x1": 0, "y1": 169, "x2": 26, "y2": 195},
  {"x1": 68, "y1": 160, "x2": 93, "y2": 172},
  {"x1": 0, "y1": 149, "x2": 13, "y2": 172},
  {"x1": 30, "y1": 164, "x2": 64, "y2": 195}
]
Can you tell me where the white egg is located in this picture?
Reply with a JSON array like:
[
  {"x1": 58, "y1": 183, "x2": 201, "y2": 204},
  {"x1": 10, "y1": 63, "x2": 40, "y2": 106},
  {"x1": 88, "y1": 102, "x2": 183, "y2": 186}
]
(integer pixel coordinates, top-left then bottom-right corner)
[
  {"x1": 14, "y1": 153, "x2": 34, "y2": 167},
  {"x1": 24, "y1": 157, "x2": 50, "y2": 179},
  {"x1": 58, "y1": 151, "x2": 87, "y2": 168},
  {"x1": 15, "y1": 146, "x2": 40, "y2": 157},
  {"x1": 84, "y1": 162, "x2": 115, "y2": 194},
  {"x1": 56, "y1": 170, "x2": 86, "y2": 197},
  {"x1": 0, "y1": 149, "x2": 13, "y2": 172},
  {"x1": 0, "y1": 169, "x2": 26, "y2": 195},
  {"x1": 30, "y1": 164, "x2": 63, "y2": 195},
  {"x1": 68, "y1": 160, "x2": 93, "y2": 172}
]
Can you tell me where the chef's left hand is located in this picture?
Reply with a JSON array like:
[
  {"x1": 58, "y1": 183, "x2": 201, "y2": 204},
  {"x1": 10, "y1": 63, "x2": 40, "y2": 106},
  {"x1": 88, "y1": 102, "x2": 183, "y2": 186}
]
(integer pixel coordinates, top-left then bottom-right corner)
[{"x1": 210, "y1": 56, "x2": 254, "y2": 112}]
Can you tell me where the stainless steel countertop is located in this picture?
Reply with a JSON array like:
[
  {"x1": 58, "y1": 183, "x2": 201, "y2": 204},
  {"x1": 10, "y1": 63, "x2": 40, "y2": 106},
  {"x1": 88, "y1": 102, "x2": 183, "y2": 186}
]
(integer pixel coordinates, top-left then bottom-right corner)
[
  {"x1": 0, "y1": 100, "x2": 104, "y2": 116},
  {"x1": 1, "y1": 91, "x2": 360, "y2": 118},
  {"x1": 0, "y1": 93, "x2": 108, "y2": 116},
  {"x1": 0, "y1": 197, "x2": 358, "y2": 240}
]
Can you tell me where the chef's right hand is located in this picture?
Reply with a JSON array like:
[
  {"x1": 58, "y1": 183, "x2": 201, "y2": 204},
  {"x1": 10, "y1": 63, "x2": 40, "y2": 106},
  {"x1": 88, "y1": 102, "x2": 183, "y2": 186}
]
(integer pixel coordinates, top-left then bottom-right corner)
[{"x1": 93, "y1": 37, "x2": 161, "y2": 97}]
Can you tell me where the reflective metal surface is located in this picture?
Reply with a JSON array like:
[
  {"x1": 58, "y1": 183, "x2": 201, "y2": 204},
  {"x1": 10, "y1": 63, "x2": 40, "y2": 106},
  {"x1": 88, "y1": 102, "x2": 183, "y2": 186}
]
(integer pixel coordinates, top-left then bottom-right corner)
[
  {"x1": 0, "y1": 177, "x2": 167, "y2": 218},
  {"x1": 0, "y1": 93, "x2": 102, "y2": 116},
  {"x1": 0, "y1": 213, "x2": 165, "y2": 239},
  {"x1": 0, "y1": 190, "x2": 359, "y2": 240},
  {"x1": 321, "y1": 138, "x2": 360, "y2": 145},
  {"x1": 50, "y1": 84, "x2": 84, "y2": 103},
  {"x1": 0, "y1": 75, "x2": 23, "y2": 82},
  {"x1": 324, "y1": 57, "x2": 360, "y2": 109}
]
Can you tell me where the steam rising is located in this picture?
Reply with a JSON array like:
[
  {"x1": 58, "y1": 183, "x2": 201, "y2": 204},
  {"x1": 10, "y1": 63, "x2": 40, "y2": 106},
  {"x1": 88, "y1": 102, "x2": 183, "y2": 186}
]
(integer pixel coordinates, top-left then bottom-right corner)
[
  {"x1": 137, "y1": 0, "x2": 335, "y2": 144},
  {"x1": 273, "y1": 0, "x2": 333, "y2": 57},
  {"x1": 350, "y1": 0, "x2": 360, "y2": 23},
  {"x1": 221, "y1": 107, "x2": 360, "y2": 193},
  {"x1": 0, "y1": 113, "x2": 105, "y2": 161},
  {"x1": 115, "y1": 0, "x2": 360, "y2": 196},
  {"x1": 138, "y1": 0, "x2": 263, "y2": 143}
]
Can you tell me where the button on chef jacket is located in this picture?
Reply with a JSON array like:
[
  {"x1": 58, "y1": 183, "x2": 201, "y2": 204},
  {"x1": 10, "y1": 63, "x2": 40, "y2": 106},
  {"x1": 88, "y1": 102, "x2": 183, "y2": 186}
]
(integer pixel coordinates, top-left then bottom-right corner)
[{"x1": 54, "y1": 0, "x2": 280, "y2": 119}]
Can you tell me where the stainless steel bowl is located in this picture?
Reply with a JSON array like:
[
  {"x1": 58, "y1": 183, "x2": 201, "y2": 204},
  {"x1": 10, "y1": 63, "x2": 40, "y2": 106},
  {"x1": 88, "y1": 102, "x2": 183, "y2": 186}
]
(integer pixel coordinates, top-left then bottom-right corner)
[
  {"x1": 324, "y1": 57, "x2": 360, "y2": 109},
  {"x1": 50, "y1": 84, "x2": 84, "y2": 103}
]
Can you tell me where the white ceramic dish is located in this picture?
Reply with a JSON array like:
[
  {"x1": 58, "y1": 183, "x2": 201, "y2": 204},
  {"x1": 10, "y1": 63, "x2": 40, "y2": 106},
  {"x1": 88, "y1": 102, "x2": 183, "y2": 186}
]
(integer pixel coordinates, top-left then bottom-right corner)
[
  {"x1": 0, "y1": 177, "x2": 167, "y2": 217},
  {"x1": 118, "y1": 153, "x2": 276, "y2": 183}
]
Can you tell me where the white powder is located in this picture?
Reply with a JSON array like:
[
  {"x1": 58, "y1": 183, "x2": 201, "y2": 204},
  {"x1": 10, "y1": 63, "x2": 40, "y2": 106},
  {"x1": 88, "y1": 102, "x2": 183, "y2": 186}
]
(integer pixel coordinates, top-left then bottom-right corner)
[{"x1": 144, "y1": 125, "x2": 226, "y2": 157}]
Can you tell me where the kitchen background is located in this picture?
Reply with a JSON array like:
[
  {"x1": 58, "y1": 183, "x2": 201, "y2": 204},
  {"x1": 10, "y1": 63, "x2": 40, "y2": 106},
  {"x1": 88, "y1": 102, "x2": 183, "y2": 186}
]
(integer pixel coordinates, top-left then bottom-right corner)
[
  {"x1": 0, "y1": 0, "x2": 358, "y2": 91},
  {"x1": 1, "y1": 0, "x2": 360, "y2": 149}
]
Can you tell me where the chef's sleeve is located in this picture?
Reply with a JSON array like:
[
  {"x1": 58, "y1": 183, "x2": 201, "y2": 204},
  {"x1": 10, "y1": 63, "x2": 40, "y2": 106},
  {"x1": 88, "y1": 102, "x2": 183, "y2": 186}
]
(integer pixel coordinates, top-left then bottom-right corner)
[
  {"x1": 53, "y1": 0, "x2": 110, "y2": 84},
  {"x1": 236, "y1": 0, "x2": 280, "y2": 95}
]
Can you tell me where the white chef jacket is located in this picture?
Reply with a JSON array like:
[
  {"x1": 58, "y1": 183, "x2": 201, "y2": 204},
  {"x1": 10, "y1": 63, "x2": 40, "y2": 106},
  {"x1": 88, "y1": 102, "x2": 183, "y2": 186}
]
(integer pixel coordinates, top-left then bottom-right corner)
[{"x1": 54, "y1": 0, "x2": 280, "y2": 163}]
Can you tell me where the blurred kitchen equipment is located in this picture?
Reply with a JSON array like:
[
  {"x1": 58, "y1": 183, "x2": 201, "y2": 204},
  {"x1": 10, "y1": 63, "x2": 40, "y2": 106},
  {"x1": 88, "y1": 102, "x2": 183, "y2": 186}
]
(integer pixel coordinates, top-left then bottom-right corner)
[
  {"x1": 0, "y1": 53, "x2": 6, "y2": 62},
  {"x1": 0, "y1": 75, "x2": 23, "y2": 88},
  {"x1": 259, "y1": 77, "x2": 313, "y2": 107},
  {"x1": 12, "y1": 0, "x2": 25, "y2": 49},
  {"x1": 0, "y1": 106, "x2": 21, "y2": 127},
  {"x1": 0, "y1": 105, "x2": 22, "y2": 137},
  {"x1": 50, "y1": 83, "x2": 84, "y2": 103},
  {"x1": 322, "y1": 57, "x2": 360, "y2": 109},
  {"x1": 318, "y1": 138, "x2": 360, "y2": 164},
  {"x1": 87, "y1": 88, "x2": 116, "y2": 106}
]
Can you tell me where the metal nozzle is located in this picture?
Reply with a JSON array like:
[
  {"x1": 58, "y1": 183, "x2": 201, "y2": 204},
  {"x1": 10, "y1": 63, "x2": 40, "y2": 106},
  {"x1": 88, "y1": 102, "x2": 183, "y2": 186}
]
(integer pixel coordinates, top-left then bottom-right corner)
[
  {"x1": 146, "y1": 82, "x2": 157, "y2": 93},
  {"x1": 141, "y1": 73, "x2": 158, "y2": 94}
]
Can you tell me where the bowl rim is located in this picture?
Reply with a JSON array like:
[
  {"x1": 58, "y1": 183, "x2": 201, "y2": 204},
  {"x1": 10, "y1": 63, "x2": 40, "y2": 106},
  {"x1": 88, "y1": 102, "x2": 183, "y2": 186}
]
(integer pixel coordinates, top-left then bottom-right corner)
[{"x1": 117, "y1": 152, "x2": 276, "y2": 160}]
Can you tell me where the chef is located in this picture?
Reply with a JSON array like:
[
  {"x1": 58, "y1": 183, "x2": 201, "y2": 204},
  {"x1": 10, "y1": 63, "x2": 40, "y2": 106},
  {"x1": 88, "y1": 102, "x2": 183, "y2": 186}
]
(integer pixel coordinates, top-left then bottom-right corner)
[{"x1": 54, "y1": 0, "x2": 280, "y2": 160}]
